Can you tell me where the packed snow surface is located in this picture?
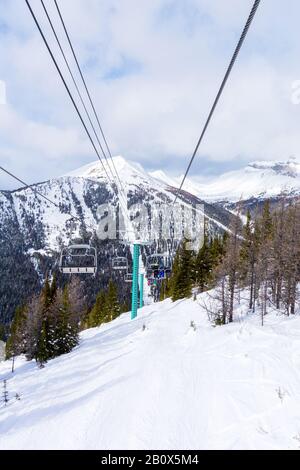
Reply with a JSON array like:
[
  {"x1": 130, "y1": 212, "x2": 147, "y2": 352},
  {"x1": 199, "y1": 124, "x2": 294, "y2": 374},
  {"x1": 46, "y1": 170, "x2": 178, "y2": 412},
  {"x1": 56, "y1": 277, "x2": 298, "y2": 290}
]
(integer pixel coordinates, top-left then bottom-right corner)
[{"x1": 1, "y1": 294, "x2": 300, "y2": 450}]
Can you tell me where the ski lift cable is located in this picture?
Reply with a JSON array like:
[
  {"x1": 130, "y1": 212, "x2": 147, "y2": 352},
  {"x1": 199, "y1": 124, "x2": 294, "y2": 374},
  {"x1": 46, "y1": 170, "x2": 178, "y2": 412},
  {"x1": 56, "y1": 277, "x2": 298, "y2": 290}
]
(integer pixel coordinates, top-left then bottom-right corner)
[
  {"x1": 172, "y1": 0, "x2": 261, "y2": 207},
  {"x1": 41, "y1": 0, "x2": 128, "y2": 212},
  {"x1": 33, "y1": 0, "x2": 131, "y2": 233},
  {"x1": 0, "y1": 165, "x2": 62, "y2": 211},
  {"x1": 51, "y1": 0, "x2": 131, "y2": 233},
  {"x1": 25, "y1": 0, "x2": 113, "y2": 187},
  {"x1": 40, "y1": 0, "x2": 116, "y2": 186},
  {"x1": 53, "y1": 0, "x2": 128, "y2": 206},
  {"x1": 0, "y1": 165, "x2": 96, "y2": 231}
]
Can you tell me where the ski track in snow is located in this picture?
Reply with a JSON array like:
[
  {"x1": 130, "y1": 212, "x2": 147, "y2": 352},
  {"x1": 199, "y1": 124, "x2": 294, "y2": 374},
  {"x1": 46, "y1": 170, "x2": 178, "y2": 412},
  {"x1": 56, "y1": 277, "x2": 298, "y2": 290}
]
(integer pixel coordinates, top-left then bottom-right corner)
[{"x1": 1, "y1": 294, "x2": 300, "y2": 450}]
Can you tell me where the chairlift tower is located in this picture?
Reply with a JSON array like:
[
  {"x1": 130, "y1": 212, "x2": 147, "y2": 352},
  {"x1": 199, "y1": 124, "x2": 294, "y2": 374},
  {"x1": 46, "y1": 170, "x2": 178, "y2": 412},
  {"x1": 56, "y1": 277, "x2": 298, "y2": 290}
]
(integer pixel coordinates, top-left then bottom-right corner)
[
  {"x1": 130, "y1": 240, "x2": 150, "y2": 319},
  {"x1": 131, "y1": 243, "x2": 140, "y2": 319},
  {"x1": 139, "y1": 273, "x2": 144, "y2": 308}
]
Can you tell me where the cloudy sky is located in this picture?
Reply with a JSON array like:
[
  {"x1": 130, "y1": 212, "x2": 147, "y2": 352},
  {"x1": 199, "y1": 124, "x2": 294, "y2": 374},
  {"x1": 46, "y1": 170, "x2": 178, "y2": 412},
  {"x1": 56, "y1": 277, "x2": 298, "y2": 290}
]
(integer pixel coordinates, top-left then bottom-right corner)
[{"x1": 0, "y1": 0, "x2": 300, "y2": 189}]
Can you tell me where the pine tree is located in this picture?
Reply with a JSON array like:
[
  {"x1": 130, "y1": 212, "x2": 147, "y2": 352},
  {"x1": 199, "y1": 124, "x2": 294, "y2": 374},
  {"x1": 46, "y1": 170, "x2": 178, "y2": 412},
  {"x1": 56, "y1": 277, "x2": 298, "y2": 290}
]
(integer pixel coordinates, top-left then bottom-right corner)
[
  {"x1": 0, "y1": 323, "x2": 6, "y2": 342},
  {"x1": 214, "y1": 213, "x2": 243, "y2": 323},
  {"x1": 120, "y1": 298, "x2": 130, "y2": 314},
  {"x1": 42, "y1": 276, "x2": 52, "y2": 310},
  {"x1": 239, "y1": 210, "x2": 259, "y2": 310},
  {"x1": 88, "y1": 290, "x2": 107, "y2": 327},
  {"x1": 240, "y1": 210, "x2": 252, "y2": 269},
  {"x1": 50, "y1": 273, "x2": 57, "y2": 302},
  {"x1": 37, "y1": 275, "x2": 60, "y2": 361},
  {"x1": 36, "y1": 320, "x2": 49, "y2": 366},
  {"x1": 59, "y1": 285, "x2": 78, "y2": 354},
  {"x1": 7, "y1": 276, "x2": 85, "y2": 364},
  {"x1": 25, "y1": 295, "x2": 43, "y2": 362},
  {"x1": 171, "y1": 240, "x2": 194, "y2": 301},
  {"x1": 169, "y1": 248, "x2": 180, "y2": 297},
  {"x1": 104, "y1": 280, "x2": 121, "y2": 322},
  {"x1": 260, "y1": 200, "x2": 273, "y2": 242},
  {"x1": 195, "y1": 234, "x2": 213, "y2": 292},
  {"x1": 48, "y1": 284, "x2": 80, "y2": 356},
  {"x1": 5, "y1": 305, "x2": 27, "y2": 360}
]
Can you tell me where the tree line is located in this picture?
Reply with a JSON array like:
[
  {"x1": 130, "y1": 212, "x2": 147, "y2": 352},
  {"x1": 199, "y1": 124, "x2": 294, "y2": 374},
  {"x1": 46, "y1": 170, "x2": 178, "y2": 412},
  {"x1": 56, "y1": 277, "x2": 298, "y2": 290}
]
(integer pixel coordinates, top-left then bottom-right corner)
[
  {"x1": 6, "y1": 199, "x2": 299, "y2": 365},
  {"x1": 165, "y1": 200, "x2": 300, "y2": 325},
  {"x1": 159, "y1": 232, "x2": 227, "y2": 303},
  {"x1": 6, "y1": 276, "x2": 126, "y2": 366}
]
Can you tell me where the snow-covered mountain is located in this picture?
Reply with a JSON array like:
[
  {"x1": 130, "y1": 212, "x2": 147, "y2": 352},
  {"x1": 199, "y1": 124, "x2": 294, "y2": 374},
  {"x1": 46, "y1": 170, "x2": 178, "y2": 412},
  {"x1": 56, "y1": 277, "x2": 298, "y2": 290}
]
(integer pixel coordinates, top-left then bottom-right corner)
[
  {"x1": 0, "y1": 156, "x2": 233, "y2": 323},
  {"x1": 0, "y1": 156, "x2": 231, "y2": 251},
  {"x1": 1, "y1": 291, "x2": 300, "y2": 450},
  {"x1": 149, "y1": 169, "x2": 204, "y2": 200},
  {"x1": 192, "y1": 158, "x2": 300, "y2": 203},
  {"x1": 151, "y1": 157, "x2": 300, "y2": 203}
]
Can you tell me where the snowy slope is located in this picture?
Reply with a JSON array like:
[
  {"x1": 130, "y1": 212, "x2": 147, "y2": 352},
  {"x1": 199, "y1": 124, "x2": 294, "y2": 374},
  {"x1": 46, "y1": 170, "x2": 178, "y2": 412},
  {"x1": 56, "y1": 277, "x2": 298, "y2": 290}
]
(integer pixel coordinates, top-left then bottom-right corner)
[
  {"x1": 141, "y1": 157, "x2": 300, "y2": 203},
  {"x1": 149, "y1": 170, "x2": 204, "y2": 199},
  {"x1": 1, "y1": 293, "x2": 300, "y2": 450},
  {"x1": 0, "y1": 156, "x2": 231, "y2": 252},
  {"x1": 149, "y1": 169, "x2": 178, "y2": 188},
  {"x1": 193, "y1": 158, "x2": 300, "y2": 202},
  {"x1": 66, "y1": 155, "x2": 151, "y2": 188}
]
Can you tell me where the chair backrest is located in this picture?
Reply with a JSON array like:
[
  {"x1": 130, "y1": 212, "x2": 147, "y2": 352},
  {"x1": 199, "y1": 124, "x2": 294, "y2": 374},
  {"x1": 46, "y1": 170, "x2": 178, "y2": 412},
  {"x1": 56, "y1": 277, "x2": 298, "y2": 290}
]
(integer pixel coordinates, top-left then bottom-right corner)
[
  {"x1": 112, "y1": 257, "x2": 128, "y2": 270},
  {"x1": 124, "y1": 273, "x2": 133, "y2": 283},
  {"x1": 59, "y1": 244, "x2": 97, "y2": 274}
]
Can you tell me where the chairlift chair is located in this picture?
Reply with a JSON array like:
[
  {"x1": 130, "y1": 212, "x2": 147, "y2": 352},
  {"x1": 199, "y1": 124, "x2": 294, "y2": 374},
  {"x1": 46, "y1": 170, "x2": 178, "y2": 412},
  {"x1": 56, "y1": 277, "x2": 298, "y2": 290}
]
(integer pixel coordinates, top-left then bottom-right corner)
[
  {"x1": 146, "y1": 253, "x2": 163, "y2": 270},
  {"x1": 124, "y1": 273, "x2": 133, "y2": 283},
  {"x1": 59, "y1": 244, "x2": 97, "y2": 274},
  {"x1": 146, "y1": 253, "x2": 172, "y2": 270},
  {"x1": 112, "y1": 256, "x2": 128, "y2": 271},
  {"x1": 146, "y1": 253, "x2": 172, "y2": 279}
]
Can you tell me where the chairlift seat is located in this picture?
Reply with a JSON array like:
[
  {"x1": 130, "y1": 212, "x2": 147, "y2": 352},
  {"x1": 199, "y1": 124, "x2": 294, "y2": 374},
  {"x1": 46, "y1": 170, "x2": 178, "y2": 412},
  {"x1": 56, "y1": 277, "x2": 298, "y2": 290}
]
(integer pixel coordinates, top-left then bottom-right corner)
[
  {"x1": 59, "y1": 243, "x2": 97, "y2": 274},
  {"x1": 124, "y1": 273, "x2": 133, "y2": 283},
  {"x1": 112, "y1": 257, "x2": 128, "y2": 271}
]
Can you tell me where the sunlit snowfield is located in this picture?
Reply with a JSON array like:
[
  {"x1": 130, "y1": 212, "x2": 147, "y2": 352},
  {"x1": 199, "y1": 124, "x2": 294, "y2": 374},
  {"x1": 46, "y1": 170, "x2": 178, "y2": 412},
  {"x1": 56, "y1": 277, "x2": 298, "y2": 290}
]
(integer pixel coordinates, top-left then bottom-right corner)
[{"x1": 1, "y1": 291, "x2": 300, "y2": 450}]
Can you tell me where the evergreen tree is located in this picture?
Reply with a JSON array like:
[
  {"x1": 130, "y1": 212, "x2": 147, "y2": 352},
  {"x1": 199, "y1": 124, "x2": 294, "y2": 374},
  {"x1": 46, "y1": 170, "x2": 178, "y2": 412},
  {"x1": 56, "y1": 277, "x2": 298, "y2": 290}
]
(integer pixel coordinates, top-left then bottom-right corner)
[
  {"x1": 210, "y1": 235, "x2": 226, "y2": 264},
  {"x1": 5, "y1": 305, "x2": 27, "y2": 359},
  {"x1": 171, "y1": 240, "x2": 194, "y2": 301},
  {"x1": 0, "y1": 323, "x2": 6, "y2": 342},
  {"x1": 88, "y1": 290, "x2": 107, "y2": 327},
  {"x1": 260, "y1": 200, "x2": 273, "y2": 242},
  {"x1": 169, "y1": 248, "x2": 180, "y2": 298},
  {"x1": 36, "y1": 320, "x2": 49, "y2": 366},
  {"x1": 6, "y1": 276, "x2": 85, "y2": 364},
  {"x1": 47, "y1": 283, "x2": 81, "y2": 357},
  {"x1": 50, "y1": 273, "x2": 57, "y2": 302},
  {"x1": 42, "y1": 276, "x2": 52, "y2": 310},
  {"x1": 120, "y1": 298, "x2": 130, "y2": 314},
  {"x1": 57, "y1": 285, "x2": 78, "y2": 354},
  {"x1": 214, "y1": 212, "x2": 243, "y2": 323},
  {"x1": 104, "y1": 280, "x2": 121, "y2": 322},
  {"x1": 37, "y1": 275, "x2": 61, "y2": 361},
  {"x1": 195, "y1": 234, "x2": 213, "y2": 292},
  {"x1": 240, "y1": 210, "x2": 252, "y2": 267}
]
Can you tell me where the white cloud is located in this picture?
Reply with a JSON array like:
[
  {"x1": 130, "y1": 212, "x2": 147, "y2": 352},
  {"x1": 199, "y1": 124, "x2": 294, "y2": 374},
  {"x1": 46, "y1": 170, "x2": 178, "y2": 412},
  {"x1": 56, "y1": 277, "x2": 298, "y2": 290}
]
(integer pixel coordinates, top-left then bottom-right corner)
[{"x1": 1, "y1": 0, "x2": 300, "y2": 189}]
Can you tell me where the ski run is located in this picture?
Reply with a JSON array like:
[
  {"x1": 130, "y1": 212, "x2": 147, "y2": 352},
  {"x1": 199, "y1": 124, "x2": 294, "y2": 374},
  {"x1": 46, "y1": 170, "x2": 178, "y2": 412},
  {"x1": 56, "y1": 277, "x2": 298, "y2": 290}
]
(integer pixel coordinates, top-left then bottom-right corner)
[{"x1": 1, "y1": 290, "x2": 300, "y2": 450}]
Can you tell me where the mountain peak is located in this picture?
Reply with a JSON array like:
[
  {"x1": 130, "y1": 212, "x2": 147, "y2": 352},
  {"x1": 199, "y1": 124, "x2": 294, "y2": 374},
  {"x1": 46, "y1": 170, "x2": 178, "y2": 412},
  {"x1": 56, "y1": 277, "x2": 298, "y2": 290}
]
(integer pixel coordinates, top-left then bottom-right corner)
[
  {"x1": 63, "y1": 155, "x2": 146, "y2": 180},
  {"x1": 149, "y1": 170, "x2": 178, "y2": 187},
  {"x1": 62, "y1": 155, "x2": 300, "y2": 203}
]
